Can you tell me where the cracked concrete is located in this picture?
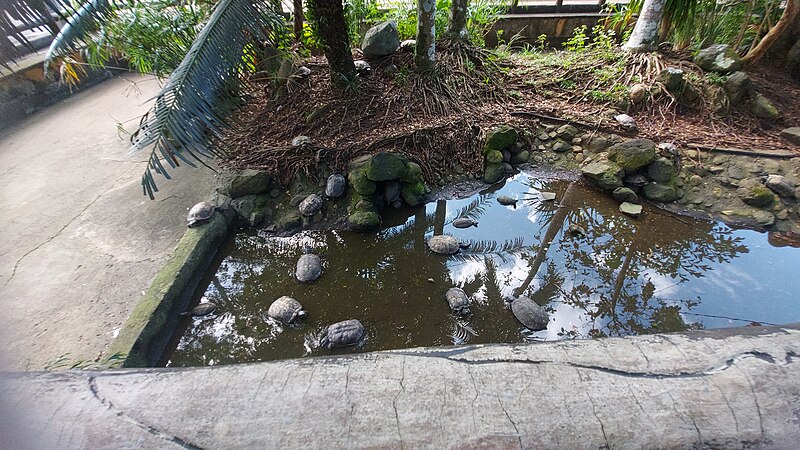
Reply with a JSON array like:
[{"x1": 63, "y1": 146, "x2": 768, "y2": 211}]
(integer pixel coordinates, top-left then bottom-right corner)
[
  {"x1": 1, "y1": 324, "x2": 799, "y2": 449},
  {"x1": 0, "y1": 75, "x2": 216, "y2": 370}
]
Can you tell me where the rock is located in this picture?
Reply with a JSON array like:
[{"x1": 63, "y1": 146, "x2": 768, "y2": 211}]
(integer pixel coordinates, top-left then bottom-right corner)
[
  {"x1": 325, "y1": 174, "x2": 346, "y2": 198},
  {"x1": 614, "y1": 114, "x2": 637, "y2": 130},
  {"x1": 365, "y1": 152, "x2": 408, "y2": 181},
  {"x1": 503, "y1": 163, "x2": 514, "y2": 174},
  {"x1": 510, "y1": 150, "x2": 530, "y2": 165},
  {"x1": 219, "y1": 169, "x2": 272, "y2": 198},
  {"x1": 765, "y1": 175, "x2": 796, "y2": 199},
  {"x1": 643, "y1": 182, "x2": 681, "y2": 202},
  {"x1": 384, "y1": 180, "x2": 401, "y2": 203},
  {"x1": 678, "y1": 82, "x2": 702, "y2": 108},
  {"x1": 299, "y1": 194, "x2": 323, "y2": 216},
  {"x1": 501, "y1": 149, "x2": 512, "y2": 162},
  {"x1": 647, "y1": 157, "x2": 677, "y2": 182},
  {"x1": 658, "y1": 67, "x2": 685, "y2": 92},
  {"x1": 612, "y1": 187, "x2": 639, "y2": 203},
  {"x1": 752, "y1": 210, "x2": 776, "y2": 227},
  {"x1": 556, "y1": 125, "x2": 578, "y2": 140},
  {"x1": 400, "y1": 181, "x2": 426, "y2": 206},
  {"x1": 361, "y1": 21, "x2": 400, "y2": 60},
  {"x1": 399, "y1": 39, "x2": 416, "y2": 52},
  {"x1": 400, "y1": 162, "x2": 424, "y2": 184},
  {"x1": 694, "y1": 44, "x2": 743, "y2": 73},
  {"x1": 780, "y1": 127, "x2": 800, "y2": 145},
  {"x1": 724, "y1": 71, "x2": 750, "y2": 105},
  {"x1": 751, "y1": 93, "x2": 779, "y2": 120},
  {"x1": 231, "y1": 194, "x2": 269, "y2": 227},
  {"x1": 349, "y1": 168, "x2": 377, "y2": 195},
  {"x1": 348, "y1": 211, "x2": 381, "y2": 231},
  {"x1": 629, "y1": 83, "x2": 648, "y2": 104},
  {"x1": 485, "y1": 125, "x2": 518, "y2": 152},
  {"x1": 354, "y1": 60, "x2": 371, "y2": 75},
  {"x1": 738, "y1": 180, "x2": 776, "y2": 208},
  {"x1": 537, "y1": 133, "x2": 551, "y2": 141},
  {"x1": 580, "y1": 154, "x2": 624, "y2": 191},
  {"x1": 608, "y1": 139, "x2": 657, "y2": 173},
  {"x1": 552, "y1": 140, "x2": 571, "y2": 153},
  {"x1": 483, "y1": 163, "x2": 504, "y2": 184},
  {"x1": 727, "y1": 164, "x2": 749, "y2": 180},
  {"x1": 689, "y1": 175, "x2": 703, "y2": 186},
  {"x1": 586, "y1": 136, "x2": 611, "y2": 153},
  {"x1": 485, "y1": 150, "x2": 504, "y2": 164},
  {"x1": 706, "y1": 85, "x2": 730, "y2": 117},
  {"x1": 619, "y1": 202, "x2": 643, "y2": 217},
  {"x1": 276, "y1": 209, "x2": 302, "y2": 231}
]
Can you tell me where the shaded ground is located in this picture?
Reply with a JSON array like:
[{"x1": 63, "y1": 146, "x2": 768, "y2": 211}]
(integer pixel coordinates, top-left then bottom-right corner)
[{"x1": 0, "y1": 75, "x2": 216, "y2": 371}]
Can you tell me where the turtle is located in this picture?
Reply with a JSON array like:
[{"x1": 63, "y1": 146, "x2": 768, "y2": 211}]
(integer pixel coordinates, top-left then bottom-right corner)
[
  {"x1": 180, "y1": 301, "x2": 218, "y2": 317},
  {"x1": 568, "y1": 223, "x2": 587, "y2": 237},
  {"x1": 186, "y1": 201, "x2": 215, "y2": 227},
  {"x1": 623, "y1": 173, "x2": 649, "y2": 188},
  {"x1": 321, "y1": 319, "x2": 365, "y2": 348},
  {"x1": 508, "y1": 296, "x2": 549, "y2": 331},
  {"x1": 614, "y1": 113, "x2": 637, "y2": 130},
  {"x1": 325, "y1": 174, "x2": 346, "y2": 198},
  {"x1": 296, "y1": 248, "x2": 322, "y2": 282},
  {"x1": 496, "y1": 196, "x2": 518, "y2": 207},
  {"x1": 267, "y1": 296, "x2": 306, "y2": 324},
  {"x1": 384, "y1": 181, "x2": 401, "y2": 203},
  {"x1": 427, "y1": 235, "x2": 460, "y2": 255},
  {"x1": 299, "y1": 194, "x2": 324, "y2": 216},
  {"x1": 445, "y1": 288, "x2": 471, "y2": 315},
  {"x1": 452, "y1": 218, "x2": 478, "y2": 228},
  {"x1": 354, "y1": 60, "x2": 371, "y2": 75}
]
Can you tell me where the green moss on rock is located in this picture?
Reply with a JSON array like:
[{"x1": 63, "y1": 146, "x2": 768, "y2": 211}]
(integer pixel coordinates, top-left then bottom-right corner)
[
  {"x1": 365, "y1": 152, "x2": 408, "y2": 181},
  {"x1": 483, "y1": 163, "x2": 505, "y2": 184},
  {"x1": 401, "y1": 181, "x2": 427, "y2": 206},
  {"x1": 485, "y1": 150, "x2": 504, "y2": 164},
  {"x1": 401, "y1": 161, "x2": 424, "y2": 184},
  {"x1": 348, "y1": 211, "x2": 382, "y2": 231},
  {"x1": 510, "y1": 150, "x2": 530, "y2": 165},
  {"x1": 580, "y1": 154, "x2": 623, "y2": 191},
  {"x1": 485, "y1": 125, "x2": 518, "y2": 152},
  {"x1": 607, "y1": 139, "x2": 657, "y2": 173},
  {"x1": 349, "y1": 167, "x2": 377, "y2": 195}
]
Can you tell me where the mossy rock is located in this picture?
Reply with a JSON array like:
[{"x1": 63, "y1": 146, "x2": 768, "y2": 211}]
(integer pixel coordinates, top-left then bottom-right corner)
[
  {"x1": 400, "y1": 161, "x2": 424, "y2": 184},
  {"x1": 485, "y1": 150, "x2": 504, "y2": 164},
  {"x1": 401, "y1": 182, "x2": 426, "y2": 206},
  {"x1": 276, "y1": 209, "x2": 302, "y2": 231},
  {"x1": 365, "y1": 152, "x2": 409, "y2": 181},
  {"x1": 580, "y1": 154, "x2": 623, "y2": 191},
  {"x1": 484, "y1": 125, "x2": 518, "y2": 152},
  {"x1": 607, "y1": 139, "x2": 657, "y2": 174},
  {"x1": 510, "y1": 150, "x2": 530, "y2": 165},
  {"x1": 483, "y1": 163, "x2": 505, "y2": 184},
  {"x1": 219, "y1": 169, "x2": 272, "y2": 198},
  {"x1": 647, "y1": 157, "x2": 677, "y2": 183},
  {"x1": 740, "y1": 183, "x2": 777, "y2": 208},
  {"x1": 349, "y1": 167, "x2": 377, "y2": 195},
  {"x1": 643, "y1": 181, "x2": 681, "y2": 203},
  {"x1": 348, "y1": 211, "x2": 382, "y2": 232},
  {"x1": 751, "y1": 94, "x2": 779, "y2": 120},
  {"x1": 230, "y1": 194, "x2": 270, "y2": 227}
]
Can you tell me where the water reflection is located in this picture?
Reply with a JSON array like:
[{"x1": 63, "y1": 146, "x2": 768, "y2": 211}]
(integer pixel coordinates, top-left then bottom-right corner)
[{"x1": 166, "y1": 171, "x2": 800, "y2": 367}]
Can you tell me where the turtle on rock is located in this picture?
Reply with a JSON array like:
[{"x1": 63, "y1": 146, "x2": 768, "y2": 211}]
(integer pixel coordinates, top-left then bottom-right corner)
[
  {"x1": 267, "y1": 296, "x2": 307, "y2": 324},
  {"x1": 452, "y1": 218, "x2": 478, "y2": 228},
  {"x1": 296, "y1": 247, "x2": 322, "y2": 282},
  {"x1": 427, "y1": 235, "x2": 461, "y2": 255},
  {"x1": 186, "y1": 202, "x2": 215, "y2": 227},
  {"x1": 446, "y1": 288, "x2": 471, "y2": 315},
  {"x1": 496, "y1": 196, "x2": 518, "y2": 208},
  {"x1": 506, "y1": 296, "x2": 549, "y2": 331},
  {"x1": 180, "y1": 301, "x2": 218, "y2": 317},
  {"x1": 321, "y1": 319, "x2": 365, "y2": 348}
]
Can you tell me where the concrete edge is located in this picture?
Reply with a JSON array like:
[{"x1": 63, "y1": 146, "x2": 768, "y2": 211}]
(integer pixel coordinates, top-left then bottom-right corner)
[{"x1": 106, "y1": 211, "x2": 231, "y2": 368}]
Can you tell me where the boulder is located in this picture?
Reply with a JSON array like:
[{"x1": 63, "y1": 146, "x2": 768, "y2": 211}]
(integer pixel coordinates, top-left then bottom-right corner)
[
  {"x1": 694, "y1": 44, "x2": 743, "y2": 73},
  {"x1": 780, "y1": 127, "x2": 800, "y2": 145},
  {"x1": 401, "y1": 182, "x2": 426, "y2": 206},
  {"x1": 612, "y1": 187, "x2": 639, "y2": 203},
  {"x1": 607, "y1": 139, "x2": 657, "y2": 173},
  {"x1": 349, "y1": 168, "x2": 377, "y2": 195},
  {"x1": 647, "y1": 157, "x2": 677, "y2": 182},
  {"x1": 738, "y1": 179, "x2": 776, "y2": 208},
  {"x1": 348, "y1": 211, "x2": 381, "y2": 231},
  {"x1": 510, "y1": 150, "x2": 530, "y2": 165},
  {"x1": 485, "y1": 150, "x2": 504, "y2": 164},
  {"x1": 765, "y1": 175, "x2": 796, "y2": 198},
  {"x1": 724, "y1": 71, "x2": 750, "y2": 105},
  {"x1": 643, "y1": 182, "x2": 681, "y2": 202},
  {"x1": 219, "y1": 170, "x2": 272, "y2": 198},
  {"x1": 400, "y1": 161, "x2": 424, "y2": 184},
  {"x1": 752, "y1": 210, "x2": 776, "y2": 227},
  {"x1": 586, "y1": 135, "x2": 611, "y2": 153},
  {"x1": 361, "y1": 21, "x2": 400, "y2": 60},
  {"x1": 552, "y1": 140, "x2": 571, "y2": 153},
  {"x1": 365, "y1": 152, "x2": 408, "y2": 181},
  {"x1": 485, "y1": 125, "x2": 518, "y2": 152},
  {"x1": 483, "y1": 163, "x2": 505, "y2": 184},
  {"x1": 658, "y1": 67, "x2": 685, "y2": 92},
  {"x1": 678, "y1": 82, "x2": 702, "y2": 108},
  {"x1": 556, "y1": 125, "x2": 578, "y2": 140},
  {"x1": 706, "y1": 85, "x2": 730, "y2": 117},
  {"x1": 751, "y1": 94, "x2": 779, "y2": 119},
  {"x1": 231, "y1": 194, "x2": 269, "y2": 227},
  {"x1": 580, "y1": 154, "x2": 624, "y2": 191}
]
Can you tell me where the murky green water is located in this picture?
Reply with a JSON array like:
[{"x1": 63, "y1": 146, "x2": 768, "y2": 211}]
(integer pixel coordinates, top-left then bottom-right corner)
[{"x1": 165, "y1": 170, "x2": 800, "y2": 367}]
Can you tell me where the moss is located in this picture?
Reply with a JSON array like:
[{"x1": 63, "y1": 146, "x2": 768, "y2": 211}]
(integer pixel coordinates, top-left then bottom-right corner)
[
  {"x1": 485, "y1": 150, "x2": 504, "y2": 164},
  {"x1": 401, "y1": 181, "x2": 426, "y2": 206},
  {"x1": 484, "y1": 125, "x2": 518, "y2": 152},
  {"x1": 348, "y1": 211, "x2": 382, "y2": 231},
  {"x1": 349, "y1": 167, "x2": 377, "y2": 195},
  {"x1": 483, "y1": 163, "x2": 504, "y2": 184},
  {"x1": 400, "y1": 161, "x2": 424, "y2": 184}
]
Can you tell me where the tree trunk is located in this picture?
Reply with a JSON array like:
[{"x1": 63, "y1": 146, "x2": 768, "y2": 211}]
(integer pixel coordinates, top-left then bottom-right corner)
[
  {"x1": 447, "y1": 0, "x2": 469, "y2": 40},
  {"x1": 622, "y1": 0, "x2": 667, "y2": 53},
  {"x1": 743, "y1": 0, "x2": 800, "y2": 65},
  {"x1": 293, "y1": 0, "x2": 304, "y2": 42},
  {"x1": 416, "y1": 0, "x2": 436, "y2": 70},
  {"x1": 307, "y1": 0, "x2": 356, "y2": 87}
]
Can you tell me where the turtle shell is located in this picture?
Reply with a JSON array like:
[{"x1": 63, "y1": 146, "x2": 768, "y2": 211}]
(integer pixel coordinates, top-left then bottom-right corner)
[
  {"x1": 325, "y1": 174, "x2": 346, "y2": 198},
  {"x1": 510, "y1": 296, "x2": 549, "y2": 331},
  {"x1": 187, "y1": 302, "x2": 217, "y2": 317},
  {"x1": 296, "y1": 253, "x2": 322, "y2": 282},
  {"x1": 427, "y1": 235, "x2": 460, "y2": 255},
  {"x1": 496, "y1": 196, "x2": 518, "y2": 206},
  {"x1": 299, "y1": 194, "x2": 324, "y2": 216},
  {"x1": 268, "y1": 296, "x2": 306, "y2": 324},
  {"x1": 452, "y1": 218, "x2": 478, "y2": 228},
  {"x1": 445, "y1": 288, "x2": 470, "y2": 314},
  {"x1": 187, "y1": 202, "x2": 215, "y2": 227},
  {"x1": 321, "y1": 319, "x2": 365, "y2": 348}
]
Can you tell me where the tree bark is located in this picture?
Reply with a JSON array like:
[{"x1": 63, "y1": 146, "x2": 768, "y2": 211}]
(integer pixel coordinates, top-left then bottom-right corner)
[
  {"x1": 416, "y1": 0, "x2": 436, "y2": 71},
  {"x1": 307, "y1": 0, "x2": 356, "y2": 87},
  {"x1": 447, "y1": 0, "x2": 469, "y2": 40},
  {"x1": 743, "y1": 0, "x2": 800, "y2": 65},
  {"x1": 622, "y1": 0, "x2": 667, "y2": 53},
  {"x1": 293, "y1": 0, "x2": 304, "y2": 42}
]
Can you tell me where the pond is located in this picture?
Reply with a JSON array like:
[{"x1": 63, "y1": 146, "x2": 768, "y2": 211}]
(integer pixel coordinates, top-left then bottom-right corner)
[{"x1": 164, "y1": 170, "x2": 800, "y2": 367}]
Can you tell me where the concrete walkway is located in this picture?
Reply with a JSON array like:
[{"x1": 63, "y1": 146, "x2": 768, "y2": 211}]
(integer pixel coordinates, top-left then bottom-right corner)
[
  {"x1": 0, "y1": 75, "x2": 216, "y2": 371},
  {"x1": 2, "y1": 324, "x2": 799, "y2": 449}
]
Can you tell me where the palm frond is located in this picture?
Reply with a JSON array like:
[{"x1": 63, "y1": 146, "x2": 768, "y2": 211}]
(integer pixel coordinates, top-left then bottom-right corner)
[
  {"x1": 450, "y1": 236, "x2": 528, "y2": 263},
  {"x1": 43, "y1": 0, "x2": 118, "y2": 72},
  {"x1": 448, "y1": 193, "x2": 492, "y2": 223},
  {"x1": 0, "y1": 0, "x2": 68, "y2": 68},
  {"x1": 131, "y1": 0, "x2": 283, "y2": 198}
]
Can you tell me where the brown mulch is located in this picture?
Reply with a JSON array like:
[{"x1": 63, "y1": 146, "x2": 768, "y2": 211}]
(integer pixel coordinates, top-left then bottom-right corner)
[{"x1": 220, "y1": 44, "x2": 800, "y2": 186}]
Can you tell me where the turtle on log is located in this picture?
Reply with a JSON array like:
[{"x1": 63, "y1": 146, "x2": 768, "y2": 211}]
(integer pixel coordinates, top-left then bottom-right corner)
[
  {"x1": 321, "y1": 319, "x2": 365, "y2": 348},
  {"x1": 267, "y1": 296, "x2": 306, "y2": 324}
]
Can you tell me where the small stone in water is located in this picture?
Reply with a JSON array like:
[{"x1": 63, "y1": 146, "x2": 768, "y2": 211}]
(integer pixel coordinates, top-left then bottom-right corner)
[
  {"x1": 540, "y1": 192, "x2": 556, "y2": 201},
  {"x1": 619, "y1": 202, "x2": 643, "y2": 217}
]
